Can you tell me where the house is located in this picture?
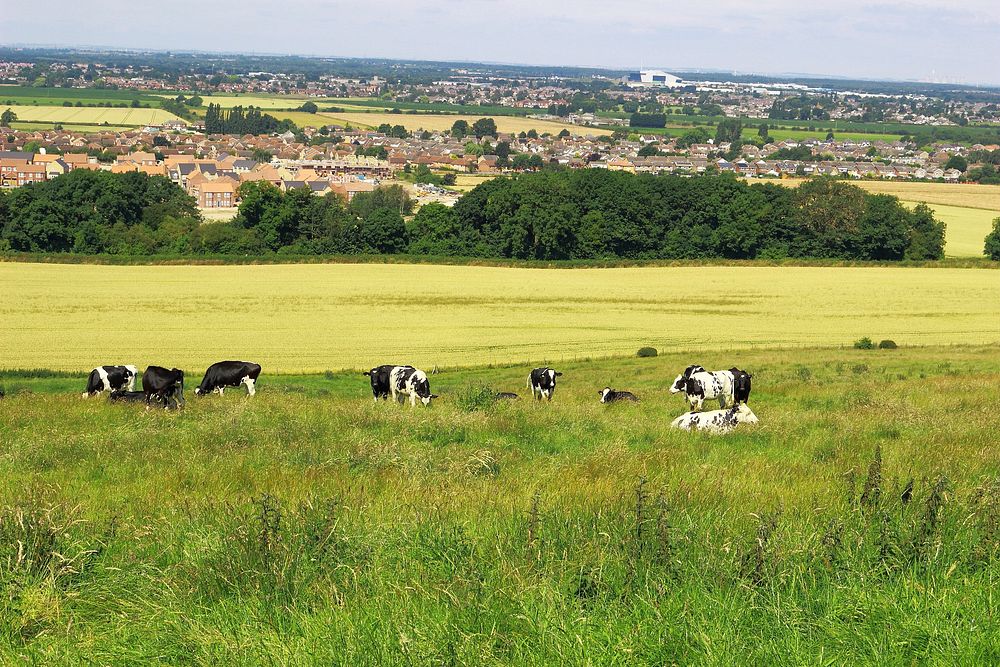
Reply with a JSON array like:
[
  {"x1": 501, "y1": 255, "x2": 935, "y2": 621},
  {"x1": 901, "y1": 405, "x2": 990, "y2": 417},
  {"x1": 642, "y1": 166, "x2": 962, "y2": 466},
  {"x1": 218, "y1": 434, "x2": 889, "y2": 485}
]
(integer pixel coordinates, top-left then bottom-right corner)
[
  {"x1": 330, "y1": 180, "x2": 375, "y2": 202},
  {"x1": 197, "y1": 178, "x2": 238, "y2": 208}
]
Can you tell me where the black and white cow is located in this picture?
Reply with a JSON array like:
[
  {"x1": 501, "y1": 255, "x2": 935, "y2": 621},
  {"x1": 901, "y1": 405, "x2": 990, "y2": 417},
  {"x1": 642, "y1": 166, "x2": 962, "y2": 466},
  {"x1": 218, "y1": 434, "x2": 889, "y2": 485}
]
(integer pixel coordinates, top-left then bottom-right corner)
[
  {"x1": 82, "y1": 365, "x2": 138, "y2": 398},
  {"x1": 495, "y1": 392, "x2": 520, "y2": 400},
  {"x1": 730, "y1": 368, "x2": 753, "y2": 404},
  {"x1": 194, "y1": 361, "x2": 262, "y2": 397},
  {"x1": 670, "y1": 403, "x2": 759, "y2": 434},
  {"x1": 598, "y1": 387, "x2": 639, "y2": 403},
  {"x1": 669, "y1": 365, "x2": 735, "y2": 412},
  {"x1": 364, "y1": 364, "x2": 413, "y2": 401},
  {"x1": 389, "y1": 366, "x2": 438, "y2": 407},
  {"x1": 528, "y1": 368, "x2": 562, "y2": 401},
  {"x1": 142, "y1": 366, "x2": 185, "y2": 409},
  {"x1": 109, "y1": 389, "x2": 168, "y2": 406}
]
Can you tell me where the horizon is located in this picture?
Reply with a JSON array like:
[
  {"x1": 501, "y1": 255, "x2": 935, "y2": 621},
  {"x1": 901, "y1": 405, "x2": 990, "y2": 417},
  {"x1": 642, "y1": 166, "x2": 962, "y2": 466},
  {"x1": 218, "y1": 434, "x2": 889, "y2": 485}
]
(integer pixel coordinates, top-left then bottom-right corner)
[{"x1": 3, "y1": 1, "x2": 999, "y2": 86}]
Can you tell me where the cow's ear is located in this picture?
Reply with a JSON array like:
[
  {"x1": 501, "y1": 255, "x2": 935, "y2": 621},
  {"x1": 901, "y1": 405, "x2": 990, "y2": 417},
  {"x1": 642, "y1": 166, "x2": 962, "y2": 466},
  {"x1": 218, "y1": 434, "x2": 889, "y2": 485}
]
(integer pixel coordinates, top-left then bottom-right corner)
[
  {"x1": 430, "y1": 394, "x2": 439, "y2": 399},
  {"x1": 555, "y1": 372, "x2": 563, "y2": 376}
]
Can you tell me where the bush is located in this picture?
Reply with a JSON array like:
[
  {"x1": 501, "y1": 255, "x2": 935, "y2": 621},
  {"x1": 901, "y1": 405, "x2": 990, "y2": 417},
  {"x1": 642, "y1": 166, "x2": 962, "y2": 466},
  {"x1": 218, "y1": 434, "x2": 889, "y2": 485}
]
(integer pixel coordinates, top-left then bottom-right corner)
[
  {"x1": 636, "y1": 347, "x2": 658, "y2": 358},
  {"x1": 853, "y1": 337, "x2": 875, "y2": 350},
  {"x1": 878, "y1": 339, "x2": 898, "y2": 349}
]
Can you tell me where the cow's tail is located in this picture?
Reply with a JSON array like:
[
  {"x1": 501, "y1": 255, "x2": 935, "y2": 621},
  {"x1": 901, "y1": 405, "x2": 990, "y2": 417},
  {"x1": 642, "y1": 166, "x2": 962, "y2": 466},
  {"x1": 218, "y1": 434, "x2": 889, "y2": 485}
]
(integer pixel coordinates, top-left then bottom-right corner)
[{"x1": 82, "y1": 369, "x2": 99, "y2": 397}]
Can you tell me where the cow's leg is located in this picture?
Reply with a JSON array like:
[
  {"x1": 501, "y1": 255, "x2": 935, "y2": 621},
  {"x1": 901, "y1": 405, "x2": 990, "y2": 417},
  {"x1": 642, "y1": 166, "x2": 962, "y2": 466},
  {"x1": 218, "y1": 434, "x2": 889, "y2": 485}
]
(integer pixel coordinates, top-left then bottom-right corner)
[
  {"x1": 217, "y1": 386, "x2": 225, "y2": 396},
  {"x1": 410, "y1": 393, "x2": 417, "y2": 408}
]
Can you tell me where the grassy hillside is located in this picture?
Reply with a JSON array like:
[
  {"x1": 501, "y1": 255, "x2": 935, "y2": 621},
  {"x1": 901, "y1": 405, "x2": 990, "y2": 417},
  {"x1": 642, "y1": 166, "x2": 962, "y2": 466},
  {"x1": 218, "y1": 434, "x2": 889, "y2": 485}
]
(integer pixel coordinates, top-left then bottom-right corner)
[{"x1": 2, "y1": 345, "x2": 999, "y2": 663}]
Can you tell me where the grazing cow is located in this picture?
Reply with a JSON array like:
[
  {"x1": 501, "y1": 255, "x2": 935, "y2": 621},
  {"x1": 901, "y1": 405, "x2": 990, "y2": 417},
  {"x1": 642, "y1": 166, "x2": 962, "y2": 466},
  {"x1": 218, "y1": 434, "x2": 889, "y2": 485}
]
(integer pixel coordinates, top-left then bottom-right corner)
[
  {"x1": 730, "y1": 368, "x2": 753, "y2": 404},
  {"x1": 364, "y1": 364, "x2": 413, "y2": 401},
  {"x1": 495, "y1": 392, "x2": 520, "y2": 400},
  {"x1": 669, "y1": 365, "x2": 735, "y2": 412},
  {"x1": 670, "y1": 403, "x2": 759, "y2": 434},
  {"x1": 389, "y1": 366, "x2": 438, "y2": 407},
  {"x1": 142, "y1": 366, "x2": 185, "y2": 409},
  {"x1": 195, "y1": 361, "x2": 262, "y2": 397},
  {"x1": 528, "y1": 368, "x2": 563, "y2": 401},
  {"x1": 599, "y1": 387, "x2": 639, "y2": 403},
  {"x1": 82, "y1": 365, "x2": 138, "y2": 398}
]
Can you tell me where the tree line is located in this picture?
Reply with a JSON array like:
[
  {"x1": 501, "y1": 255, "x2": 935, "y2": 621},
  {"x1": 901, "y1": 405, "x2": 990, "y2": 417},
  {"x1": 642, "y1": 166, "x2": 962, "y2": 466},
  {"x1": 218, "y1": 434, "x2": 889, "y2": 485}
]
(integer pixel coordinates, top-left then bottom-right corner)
[
  {"x1": 203, "y1": 104, "x2": 295, "y2": 135},
  {"x1": 0, "y1": 170, "x2": 954, "y2": 261}
]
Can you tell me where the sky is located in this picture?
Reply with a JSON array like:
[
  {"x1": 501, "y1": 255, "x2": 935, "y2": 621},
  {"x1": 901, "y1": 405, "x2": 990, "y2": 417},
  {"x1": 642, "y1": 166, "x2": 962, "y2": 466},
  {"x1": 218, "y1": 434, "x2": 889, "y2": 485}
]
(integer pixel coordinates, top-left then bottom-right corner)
[{"x1": 4, "y1": 0, "x2": 1000, "y2": 85}]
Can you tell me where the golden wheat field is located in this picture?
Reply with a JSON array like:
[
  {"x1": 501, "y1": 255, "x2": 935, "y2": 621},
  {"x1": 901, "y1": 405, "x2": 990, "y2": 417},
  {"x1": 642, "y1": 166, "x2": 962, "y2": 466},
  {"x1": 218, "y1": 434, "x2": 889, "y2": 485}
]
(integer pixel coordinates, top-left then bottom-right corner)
[
  {"x1": 318, "y1": 111, "x2": 596, "y2": 136},
  {"x1": 2, "y1": 262, "x2": 998, "y2": 372},
  {"x1": 899, "y1": 202, "x2": 997, "y2": 257},
  {"x1": 0, "y1": 104, "x2": 182, "y2": 127}
]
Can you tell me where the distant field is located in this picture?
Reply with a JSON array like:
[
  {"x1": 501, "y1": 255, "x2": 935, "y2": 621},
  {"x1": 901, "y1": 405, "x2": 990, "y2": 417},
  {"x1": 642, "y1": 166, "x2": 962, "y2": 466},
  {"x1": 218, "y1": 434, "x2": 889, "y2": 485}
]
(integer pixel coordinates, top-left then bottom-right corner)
[
  {"x1": 319, "y1": 111, "x2": 600, "y2": 136},
  {"x1": 9, "y1": 121, "x2": 133, "y2": 132},
  {"x1": 0, "y1": 104, "x2": 182, "y2": 126},
  {"x1": 899, "y1": 202, "x2": 996, "y2": 257},
  {"x1": 2, "y1": 262, "x2": 998, "y2": 372},
  {"x1": 171, "y1": 94, "x2": 389, "y2": 112}
]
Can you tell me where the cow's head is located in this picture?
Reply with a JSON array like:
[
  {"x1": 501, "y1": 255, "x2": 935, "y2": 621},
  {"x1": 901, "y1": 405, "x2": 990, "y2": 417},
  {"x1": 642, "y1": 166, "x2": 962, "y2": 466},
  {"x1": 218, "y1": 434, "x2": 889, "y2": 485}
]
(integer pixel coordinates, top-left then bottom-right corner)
[
  {"x1": 670, "y1": 365, "x2": 703, "y2": 393},
  {"x1": 734, "y1": 403, "x2": 758, "y2": 424},
  {"x1": 598, "y1": 387, "x2": 613, "y2": 402},
  {"x1": 413, "y1": 376, "x2": 437, "y2": 405}
]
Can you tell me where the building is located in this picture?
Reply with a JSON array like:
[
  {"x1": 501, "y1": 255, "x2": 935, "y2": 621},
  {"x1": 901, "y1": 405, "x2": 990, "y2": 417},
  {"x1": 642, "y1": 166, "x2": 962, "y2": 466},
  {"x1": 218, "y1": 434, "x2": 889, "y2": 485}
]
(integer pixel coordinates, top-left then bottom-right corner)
[{"x1": 623, "y1": 70, "x2": 683, "y2": 88}]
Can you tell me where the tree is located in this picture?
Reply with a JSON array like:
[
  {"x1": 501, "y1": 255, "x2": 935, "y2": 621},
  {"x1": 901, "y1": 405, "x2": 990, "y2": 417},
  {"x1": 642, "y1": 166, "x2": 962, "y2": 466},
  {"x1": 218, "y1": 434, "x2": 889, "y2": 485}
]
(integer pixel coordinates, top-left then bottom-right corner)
[
  {"x1": 557, "y1": 129, "x2": 570, "y2": 138},
  {"x1": 472, "y1": 117, "x2": 498, "y2": 139},
  {"x1": 985, "y1": 217, "x2": 1000, "y2": 260},
  {"x1": 495, "y1": 141, "x2": 511, "y2": 167},
  {"x1": 714, "y1": 118, "x2": 743, "y2": 144},
  {"x1": 825, "y1": 131, "x2": 835, "y2": 141},
  {"x1": 944, "y1": 155, "x2": 968, "y2": 172},
  {"x1": 758, "y1": 124, "x2": 770, "y2": 141},
  {"x1": 251, "y1": 148, "x2": 273, "y2": 164},
  {"x1": 637, "y1": 143, "x2": 661, "y2": 157},
  {"x1": 299, "y1": 101, "x2": 319, "y2": 114},
  {"x1": 358, "y1": 207, "x2": 408, "y2": 253},
  {"x1": 0, "y1": 108, "x2": 16, "y2": 127},
  {"x1": 527, "y1": 129, "x2": 538, "y2": 139},
  {"x1": 451, "y1": 119, "x2": 470, "y2": 139},
  {"x1": 906, "y1": 202, "x2": 945, "y2": 260}
]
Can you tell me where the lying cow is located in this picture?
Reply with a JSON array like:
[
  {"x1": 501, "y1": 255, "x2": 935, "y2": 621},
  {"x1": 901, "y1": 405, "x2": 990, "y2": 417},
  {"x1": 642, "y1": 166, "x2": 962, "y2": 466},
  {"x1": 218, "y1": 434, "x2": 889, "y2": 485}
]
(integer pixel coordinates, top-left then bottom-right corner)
[
  {"x1": 82, "y1": 364, "x2": 138, "y2": 398},
  {"x1": 528, "y1": 368, "x2": 562, "y2": 401},
  {"x1": 364, "y1": 364, "x2": 413, "y2": 401},
  {"x1": 730, "y1": 368, "x2": 752, "y2": 404},
  {"x1": 109, "y1": 390, "x2": 169, "y2": 407},
  {"x1": 195, "y1": 361, "x2": 262, "y2": 397},
  {"x1": 599, "y1": 387, "x2": 639, "y2": 403},
  {"x1": 669, "y1": 365, "x2": 735, "y2": 412},
  {"x1": 670, "y1": 403, "x2": 759, "y2": 434},
  {"x1": 495, "y1": 392, "x2": 520, "y2": 400},
  {"x1": 389, "y1": 366, "x2": 438, "y2": 406},
  {"x1": 142, "y1": 366, "x2": 185, "y2": 409}
]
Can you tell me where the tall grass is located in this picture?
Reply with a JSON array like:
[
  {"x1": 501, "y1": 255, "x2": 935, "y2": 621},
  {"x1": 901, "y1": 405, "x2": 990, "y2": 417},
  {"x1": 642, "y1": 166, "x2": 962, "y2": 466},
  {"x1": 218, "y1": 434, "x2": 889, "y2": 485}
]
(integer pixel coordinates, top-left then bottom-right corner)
[{"x1": 1, "y1": 345, "x2": 999, "y2": 663}]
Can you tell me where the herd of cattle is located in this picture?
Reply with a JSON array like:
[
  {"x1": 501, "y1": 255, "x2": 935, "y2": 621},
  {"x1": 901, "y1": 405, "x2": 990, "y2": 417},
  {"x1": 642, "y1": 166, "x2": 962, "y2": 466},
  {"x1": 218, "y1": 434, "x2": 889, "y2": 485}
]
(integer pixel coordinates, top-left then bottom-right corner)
[{"x1": 77, "y1": 360, "x2": 758, "y2": 434}]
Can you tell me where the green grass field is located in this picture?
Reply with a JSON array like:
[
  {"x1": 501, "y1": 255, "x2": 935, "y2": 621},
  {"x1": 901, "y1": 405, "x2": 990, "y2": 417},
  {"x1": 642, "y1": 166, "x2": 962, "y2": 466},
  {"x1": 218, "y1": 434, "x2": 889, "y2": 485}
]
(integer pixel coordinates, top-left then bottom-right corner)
[
  {"x1": 3, "y1": 262, "x2": 1000, "y2": 373},
  {"x1": 2, "y1": 344, "x2": 1000, "y2": 663}
]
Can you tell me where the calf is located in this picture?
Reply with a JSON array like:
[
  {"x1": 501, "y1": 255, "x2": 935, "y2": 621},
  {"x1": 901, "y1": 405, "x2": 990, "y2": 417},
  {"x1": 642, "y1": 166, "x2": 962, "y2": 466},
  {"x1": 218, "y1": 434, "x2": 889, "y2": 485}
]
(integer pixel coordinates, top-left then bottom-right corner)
[
  {"x1": 669, "y1": 365, "x2": 735, "y2": 412},
  {"x1": 528, "y1": 368, "x2": 562, "y2": 401},
  {"x1": 389, "y1": 366, "x2": 438, "y2": 407},
  {"x1": 495, "y1": 392, "x2": 520, "y2": 400},
  {"x1": 82, "y1": 365, "x2": 138, "y2": 398},
  {"x1": 364, "y1": 364, "x2": 413, "y2": 401},
  {"x1": 599, "y1": 387, "x2": 639, "y2": 403},
  {"x1": 195, "y1": 361, "x2": 262, "y2": 397},
  {"x1": 670, "y1": 403, "x2": 759, "y2": 434},
  {"x1": 109, "y1": 390, "x2": 168, "y2": 407},
  {"x1": 730, "y1": 368, "x2": 752, "y2": 404},
  {"x1": 142, "y1": 366, "x2": 185, "y2": 409}
]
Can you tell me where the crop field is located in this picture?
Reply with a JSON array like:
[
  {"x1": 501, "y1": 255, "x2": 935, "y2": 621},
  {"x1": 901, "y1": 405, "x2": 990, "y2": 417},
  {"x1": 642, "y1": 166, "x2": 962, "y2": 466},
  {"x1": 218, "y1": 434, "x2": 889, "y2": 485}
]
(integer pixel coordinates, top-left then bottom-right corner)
[
  {"x1": 852, "y1": 181, "x2": 1000, "y2": 212},
  {"x1": 9, "y1": 121, "x2": 133, "y2": 133},
  {"x1": 0, "y1": 104, "x2": 182, "y2": 127},
  {"x1": 169, "y1": 94, "x2": 389, "y2": 112},
  {"x1": 898, "y1": 202, "x2": 997, "y2": 257},
  {"x1": 2, "y1": 262, "x2": 999, "y2": 373},
  {"x1": 319, "y1": 111, "x2": 599, "y2": 136},
  {"x1": 2, "y1": 343, "x2": 1000, "y2": 662}
]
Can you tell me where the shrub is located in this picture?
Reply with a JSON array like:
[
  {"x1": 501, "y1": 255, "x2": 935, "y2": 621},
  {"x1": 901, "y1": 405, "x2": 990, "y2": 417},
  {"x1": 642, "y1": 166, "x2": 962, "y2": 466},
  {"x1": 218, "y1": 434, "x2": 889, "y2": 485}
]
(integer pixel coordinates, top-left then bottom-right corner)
[
  {"x1": 636, "y1": 347, "x2": 658, "y2": 358},
  {"x1": 455, "y1": 384, "x2": 496, "y2": 412},
  {"x1": 853, "y1": 337, "x2": 875, "y2": 350},
  {"x1": 878, "y1": 339, "x2": 898, "y2": 349}
]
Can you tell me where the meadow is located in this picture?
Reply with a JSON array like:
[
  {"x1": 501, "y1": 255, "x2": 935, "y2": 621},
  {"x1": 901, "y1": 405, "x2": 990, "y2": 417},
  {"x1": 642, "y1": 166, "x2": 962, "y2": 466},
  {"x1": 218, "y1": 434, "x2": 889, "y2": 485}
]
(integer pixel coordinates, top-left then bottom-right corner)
[
  {"x1": 2, "y1": 344, "x2": 1000, "y2": 663},
  {"x1": 0, "y1": 104, "x2": 182, "y2": 127},
  {"x1": 2, "y1": 262, "x2": 999, "y2": 373}
]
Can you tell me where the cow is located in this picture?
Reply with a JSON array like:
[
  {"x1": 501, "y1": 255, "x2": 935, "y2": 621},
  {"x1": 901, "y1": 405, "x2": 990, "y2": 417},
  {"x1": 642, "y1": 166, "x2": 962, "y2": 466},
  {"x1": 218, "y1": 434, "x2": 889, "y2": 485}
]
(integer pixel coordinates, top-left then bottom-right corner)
[
  {"x1": 495, "y1": 392, "x2": 520, "y2": 400},
  {"x1": 670, "y1": 403, "x2": 759, "y2": 434},
  {"x1": 194, "y1": 361, "x2": 262, "y2": 397},
  {"x1": 669, "y1": 365, "x2": 735, "y2": 412},
  {"x1": 389, "y1": 366, "x2": 438, "y2": 407},
  {"x1": 109, "y1": 390, "x2": 168, "y2": 406},
  {"x1": 598, "y1": 387, "x2": 639, "y2": 403},
  {"x1": 82, "y1": 365, "x2": 138, "y2": 398},
  {"x1": 730, "y1": 368, "x2": 753, "y2": 404},
  {"x1": 364, "y1": 364, "x2": 413, "y2": 401},
  {"x1": 142, "y1": 366, "x2": 185, "y2": 409},
  {"x1": 528, "y1": 368, "x2": 562, "y2": 401}
]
